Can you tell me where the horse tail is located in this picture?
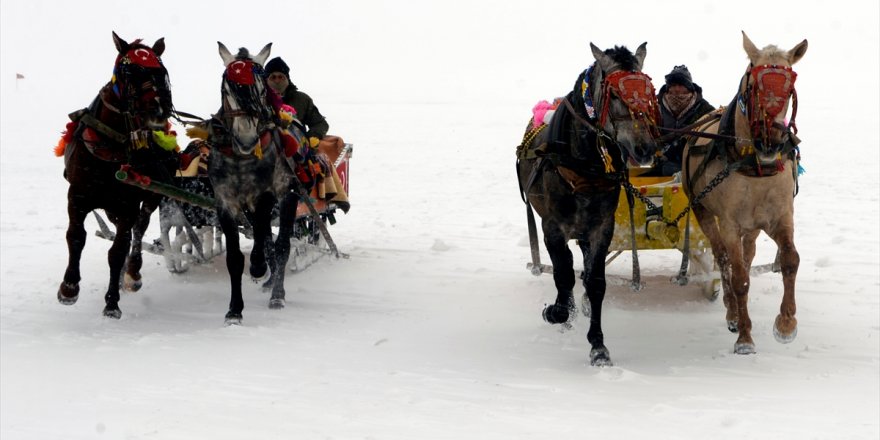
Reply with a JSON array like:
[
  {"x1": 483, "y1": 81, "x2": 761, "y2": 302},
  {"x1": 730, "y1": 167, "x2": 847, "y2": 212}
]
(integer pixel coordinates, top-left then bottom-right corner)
[{"x1": 54, "y1": 121, "x2": 77, "y2": 157}]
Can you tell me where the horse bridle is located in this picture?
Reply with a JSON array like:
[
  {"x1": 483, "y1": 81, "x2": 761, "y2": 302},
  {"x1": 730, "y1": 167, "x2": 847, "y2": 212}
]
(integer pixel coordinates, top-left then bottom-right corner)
[
  {"x1": 597, "y1": 70, "x2": 661, "y2": 138},
  {"x1": 736, "y1": 63, "x2": 799, "y2": 153}
]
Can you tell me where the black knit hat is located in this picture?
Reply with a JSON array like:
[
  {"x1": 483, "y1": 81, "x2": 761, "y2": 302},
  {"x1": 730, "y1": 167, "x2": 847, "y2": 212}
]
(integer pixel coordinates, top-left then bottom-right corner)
[
  {"x1": 665, "y1": 65, "x2": 695, "y2": 91},
  {"x1": 264, "y1": 57, "x2": 290, "y2": 79}
]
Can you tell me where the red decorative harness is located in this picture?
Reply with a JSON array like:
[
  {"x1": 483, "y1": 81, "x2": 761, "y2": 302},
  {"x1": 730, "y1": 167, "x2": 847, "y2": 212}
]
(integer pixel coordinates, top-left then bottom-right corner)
[
  {"x1": 599, "y1": 70, "x2": 661, "y2": 136},
  {"x1": 747, "y1": 64, "x2": 798, "y2": 138}
]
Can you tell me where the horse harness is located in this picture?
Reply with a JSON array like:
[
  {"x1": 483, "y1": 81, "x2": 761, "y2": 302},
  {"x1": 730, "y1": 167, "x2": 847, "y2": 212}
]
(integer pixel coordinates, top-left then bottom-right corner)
[{"x1": 684, "y1": 71, "x2": 802, "y2": 201}]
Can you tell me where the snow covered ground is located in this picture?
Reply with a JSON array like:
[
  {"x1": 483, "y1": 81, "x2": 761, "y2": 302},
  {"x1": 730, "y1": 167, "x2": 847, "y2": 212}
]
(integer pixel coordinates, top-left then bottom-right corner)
[{"x1": 1, "y1": 1, "x2": 878, "y2": 439}]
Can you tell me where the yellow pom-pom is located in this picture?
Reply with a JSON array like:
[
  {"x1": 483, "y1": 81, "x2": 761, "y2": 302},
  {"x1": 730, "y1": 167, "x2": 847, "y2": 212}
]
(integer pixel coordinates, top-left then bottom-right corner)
[
  {"x1": 308, "y1": 137, "x2": 320, "y2": 148},
  {"x1": 186, "y1": 125, "x2": 209, "y2": 140},
  {"x1": 152, "y1": 130, "x2": 178, "y2": 151}
]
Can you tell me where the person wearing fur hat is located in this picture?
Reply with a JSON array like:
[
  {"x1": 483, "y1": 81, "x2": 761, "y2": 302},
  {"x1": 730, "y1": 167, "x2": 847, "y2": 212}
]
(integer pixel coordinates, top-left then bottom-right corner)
[
  {"x1": 653, "y1": 65, "x2": 715, "y2": 175},
  {"x1": 264, "y1": 57, "x2": 329, "y2": 143}
]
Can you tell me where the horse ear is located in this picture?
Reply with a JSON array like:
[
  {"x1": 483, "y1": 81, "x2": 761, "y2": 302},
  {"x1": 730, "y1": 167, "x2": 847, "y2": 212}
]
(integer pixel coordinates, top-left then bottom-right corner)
[
  {"x1": 112, "y1": 31, "x2": 129, "y2": 54},
  {"x1": 590, "y1": 43, "x2": 610, "y2": 68},
  {"x1": 788, "y1": 39, "x2": 808, "y2": 66},
  {"x1": 634, "y1": 42, "x2": 647, "y2": 69},
  {"x1": 152, "y1": 38, "x2": 166, "y2": 57},
  {"x1": 218, "y1": 42, "x2": 234, "y2": 65},
  {"x1": 254, "y1": 43, "x2": 273, "y2": 67},
  {"x1": 741, "y1": 31, "x2": 761, "y2": 63}
]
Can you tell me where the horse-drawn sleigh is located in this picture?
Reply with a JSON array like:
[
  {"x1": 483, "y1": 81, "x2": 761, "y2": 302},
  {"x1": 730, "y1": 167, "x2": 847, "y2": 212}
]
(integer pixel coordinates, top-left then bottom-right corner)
[
  {"x1": 517, "y1": 32, "x2": 807, "y2": 363},
  {"x1": 56, "y1": 33, "x2": 351, "y2": 323}
]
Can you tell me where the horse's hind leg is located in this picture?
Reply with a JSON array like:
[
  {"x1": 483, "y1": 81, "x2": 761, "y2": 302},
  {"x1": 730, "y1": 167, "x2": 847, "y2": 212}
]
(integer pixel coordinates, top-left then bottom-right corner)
[
  {"x1": 58, "y1": 198, "x2": 89, "y2": 305},
  {"x1": 267, "y1": 193, "x2": 300, "y2": 309},
  {"x1": 541, "y1": 225, "x2": 575, "y2": 325},
  {"x1": 124, "y1": 198, "x2": 158, "y2": 291},
  {"x1": 769, "y1": 223, "x2": 799, "y2": 343},
  {"x1": 692, "y1": 205, "x2": 739, "y2": 332},
  {"x1": 219, "y1": 210, "x2": 245, "y2": 324}
]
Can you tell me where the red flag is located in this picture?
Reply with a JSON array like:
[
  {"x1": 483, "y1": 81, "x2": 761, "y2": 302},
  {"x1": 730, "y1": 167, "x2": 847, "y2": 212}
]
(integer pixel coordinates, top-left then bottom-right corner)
[
  {"x1": 15, "y1": 73, "x2": 24, "y2": 79},
  {"x1": 226, "y1": 60, "x2": 255, "y2": 85}
]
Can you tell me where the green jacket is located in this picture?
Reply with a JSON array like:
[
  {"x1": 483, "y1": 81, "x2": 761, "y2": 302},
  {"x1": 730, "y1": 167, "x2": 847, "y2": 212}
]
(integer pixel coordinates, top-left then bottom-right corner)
[{"x1": 281, "y1": 84, "x2": 329, "y2": 139}]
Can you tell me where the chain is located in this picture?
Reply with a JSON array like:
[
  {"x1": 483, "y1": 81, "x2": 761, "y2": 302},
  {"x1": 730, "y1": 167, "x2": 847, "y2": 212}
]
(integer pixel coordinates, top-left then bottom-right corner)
[{"x1": 619, "y1": 163, "x2": 733, "y2": 228}]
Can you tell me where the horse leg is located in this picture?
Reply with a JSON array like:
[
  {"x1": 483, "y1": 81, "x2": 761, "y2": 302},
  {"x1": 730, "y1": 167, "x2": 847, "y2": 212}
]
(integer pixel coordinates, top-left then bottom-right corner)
[
  {"x1": 247, "y1": 197, "x2": 275, "y2": 281},
  {"x1": 58, "y1": 197, "x2": 89, "y2": 305},
  {"x1": 578, "y1": 239, "x2": 612, "y2": 367},
  {"x1": 692, "y1": 204, "x2": 739, "y2": 332},
  {"x1": 219, "y1": 210, "x2": 245, "y2": 324},
  {"x1": 742, "y1": 230, "x2": 761, "y2": 269},
  {"x1": 102, "y1": 211, "x2": 135, "y2": 319},
  {"x1": 124, "y1": 198, "x2": 158, "y2": 291},
  {"x1": 541, "y1": 224, "x2": 575, "y2": 325},
  {"x1": 769, "y1": 222, "x2": 799, "y2": 343},
  {"x1": 718, "y1": 227, "x2": 755, "y2": 354},
  {"x1": 267, "y1": 193, "x2": 300, "y2": 309}
]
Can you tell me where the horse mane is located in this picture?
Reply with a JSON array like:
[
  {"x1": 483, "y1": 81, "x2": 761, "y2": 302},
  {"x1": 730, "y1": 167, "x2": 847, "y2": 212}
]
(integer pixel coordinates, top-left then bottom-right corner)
[
  {"x1": 751, "y1": 44, "x2": 788, "y2": 64},
  {"x1": 235, "y1": 48, "x2": 251, "y2": 60},
  {"x1": 603, "y1": 46, "x2": 639, "y2": 71}
]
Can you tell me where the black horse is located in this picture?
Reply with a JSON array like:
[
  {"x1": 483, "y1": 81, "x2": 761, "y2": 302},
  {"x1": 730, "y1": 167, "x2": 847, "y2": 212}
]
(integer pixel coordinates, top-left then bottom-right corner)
[
  {"x1": 202, "y1": 42, "x2": 305, "y2": 324},
  {"x1": 56, "y1": 32, "x2": 177, "y2": 318},
  {"x1": 516, "y1": 43, "x2": 660, "y2": 366}
]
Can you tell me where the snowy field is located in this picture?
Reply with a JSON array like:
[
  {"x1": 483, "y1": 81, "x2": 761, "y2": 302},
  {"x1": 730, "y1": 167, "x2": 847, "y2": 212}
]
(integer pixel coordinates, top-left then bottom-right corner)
[{"x1": 1, "y1": 1, "x2": 878, "y2": 439}]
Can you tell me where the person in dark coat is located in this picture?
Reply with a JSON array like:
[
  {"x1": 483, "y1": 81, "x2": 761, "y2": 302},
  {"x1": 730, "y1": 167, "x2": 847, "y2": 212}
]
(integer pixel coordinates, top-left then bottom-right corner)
[
  {"x1": 654, "y1": 65, "x2": 715, "y2": 175},
  {"x1": 264, "y1": 57, "x2": 329, "y2": 143}
]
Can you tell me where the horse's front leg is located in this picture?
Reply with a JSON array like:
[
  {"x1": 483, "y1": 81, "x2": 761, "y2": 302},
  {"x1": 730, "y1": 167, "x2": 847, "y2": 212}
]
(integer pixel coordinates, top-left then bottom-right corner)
[
  {"x1": 267, "y1": 192, "x2": 300, "y2": 309},
  {"x1": 578, "y1": 239, "x2": 612, "y2": 367},
  {"x1": 219, "y1": 209, "x2": 245, "y2": 325},
  {"x1": 769, "y1": 222, "x2": 799, "y2": 343},
  {"x1": 247, "y1": 196, "x2": 275, "y2": 282},
  {"x1": 124, "y1": 198, "x2": 159, "y2": 291},
  {"x1": 58, "y1": 195, "x2": 89, "y2": 305},
  {"x1": 541, "y1": 223, "x2": 575, "y2": 325},
  {"x1": 103, "y1": 211, "x2": 135, "y2": 319}
]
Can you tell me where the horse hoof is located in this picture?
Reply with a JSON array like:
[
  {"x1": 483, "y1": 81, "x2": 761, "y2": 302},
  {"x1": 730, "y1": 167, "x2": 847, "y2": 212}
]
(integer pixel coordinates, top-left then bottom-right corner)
[
  {"x1": 702, "y1": 280, "x2": 721, "y2": 301},
  {"x1": 57, "y1": 282, "x2": 79, "y2": 305},
  {"x1": 260, "y1": 276, "x2": 275, "y2": 291},
  {"x1": 542, "y1": 304, "x2": 571, "y2": 324},
  {"x1": 102, "y1": 307, "x2": 122, "y2": 319},
  {"x1": 224, "y1": 312, "x2": 243, "y2": 326},
  {"x1": 590, "y1": 347, "x2": 613, "y2": 367},
  {"x1": 249, "y1": 262, "x2": 267, "y2": 280},
  {"x1": 268, "y1": 298, "x2": 285, "y2": 309},
  {"x1": 734, "y1": 342, "x2": 756, "y2": 355},
  {"x1": 773, "y1": 315, "x2": 798, "y2": 344},
  {"x1": 727, "y1": 320, "x2": 738, "y2": 333},
  {"x1": 123, "y1": 273, "x2": 142, "y2": 292}
]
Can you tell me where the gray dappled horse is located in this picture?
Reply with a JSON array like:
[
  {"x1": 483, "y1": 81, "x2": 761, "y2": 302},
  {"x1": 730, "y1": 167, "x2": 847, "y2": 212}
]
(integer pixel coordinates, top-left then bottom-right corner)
[
  {"x1": 683, "y1": 32, "x2": 808, "y2": 355},
  {"x1": 517, "y1": 43, "x2": 660, "y2": 366},
  {"x1": 205, "y1": 42, "x2": 302, "y2": 324},
  {"x1": 57, "y1": 32, "x2": 176, "y2": 318}
]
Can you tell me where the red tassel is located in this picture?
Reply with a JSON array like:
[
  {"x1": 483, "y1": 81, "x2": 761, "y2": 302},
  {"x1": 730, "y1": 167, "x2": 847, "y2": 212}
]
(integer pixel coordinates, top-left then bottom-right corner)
[{"x1": 54, "y1": 121, "x2": 77, "y2": 157}]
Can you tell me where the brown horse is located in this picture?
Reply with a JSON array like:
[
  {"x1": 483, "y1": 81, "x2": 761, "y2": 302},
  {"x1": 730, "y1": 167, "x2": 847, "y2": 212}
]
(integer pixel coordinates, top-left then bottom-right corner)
[
  {"x1": 517, "y1": 43, "x2": 660, "y2": 366},
  {"x1": 683, "y1": 32, "x2": 808, "y2": 354},
  {"x1": 56, "y1": 32, "x2": 177, "y2": 318}
]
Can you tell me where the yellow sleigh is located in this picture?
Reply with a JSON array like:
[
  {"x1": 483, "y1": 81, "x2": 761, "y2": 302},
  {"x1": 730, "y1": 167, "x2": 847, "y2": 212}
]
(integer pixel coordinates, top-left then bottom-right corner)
[{"x1": 608, "y1": 169, "x2": 721, "y2": 299}]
